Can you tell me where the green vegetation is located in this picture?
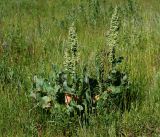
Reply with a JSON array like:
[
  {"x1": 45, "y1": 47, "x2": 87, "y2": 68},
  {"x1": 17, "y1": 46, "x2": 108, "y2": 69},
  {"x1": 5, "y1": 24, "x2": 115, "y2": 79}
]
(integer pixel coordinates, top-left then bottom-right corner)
[{"x1": 0, "y1": 0, "x2": 160, "y2": 136}]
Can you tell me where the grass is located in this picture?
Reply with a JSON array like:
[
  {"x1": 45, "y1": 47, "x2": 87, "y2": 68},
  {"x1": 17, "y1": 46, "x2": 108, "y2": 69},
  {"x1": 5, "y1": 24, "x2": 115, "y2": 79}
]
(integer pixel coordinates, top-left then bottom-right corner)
[{"x1": 0, "y1": 0, "x2": 160, "y2": 136}]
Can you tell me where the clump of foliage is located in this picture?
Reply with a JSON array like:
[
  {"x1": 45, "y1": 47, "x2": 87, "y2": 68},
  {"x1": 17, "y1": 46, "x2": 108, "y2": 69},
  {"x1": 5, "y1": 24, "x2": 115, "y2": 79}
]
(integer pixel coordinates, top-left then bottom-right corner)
[
  {"x1": 30, "y1": 23, "x2": 83, "y2": 114},
  {"x1": 30, "y1": 7, "x2": 131, "y2": 128},
  {"x1": 95, "y1": 7, "x2": 130, "y2": 114}
]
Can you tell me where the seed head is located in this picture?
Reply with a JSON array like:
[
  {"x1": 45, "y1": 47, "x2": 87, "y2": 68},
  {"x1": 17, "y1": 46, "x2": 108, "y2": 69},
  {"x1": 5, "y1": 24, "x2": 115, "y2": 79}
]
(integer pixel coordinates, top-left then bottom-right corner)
[
  {"x1": 107, "y1": 6, "x2": 120, "y2": 67},
  {"x1": 64, "y1": 23, "x2": 79, "y2": 76}
]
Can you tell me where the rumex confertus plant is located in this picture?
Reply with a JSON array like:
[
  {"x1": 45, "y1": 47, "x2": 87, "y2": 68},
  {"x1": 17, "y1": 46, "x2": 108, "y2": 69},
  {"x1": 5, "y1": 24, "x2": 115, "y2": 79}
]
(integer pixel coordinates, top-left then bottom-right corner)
[
  {"x1": 96, "y1": 7, "x2": 130, "y2": 113},
  {"x1": 30, "y1": 23, "x2": 83, "y2": 114},
  {"x1": 30, "y1": 7, "x2": 131, "y2": 126}
]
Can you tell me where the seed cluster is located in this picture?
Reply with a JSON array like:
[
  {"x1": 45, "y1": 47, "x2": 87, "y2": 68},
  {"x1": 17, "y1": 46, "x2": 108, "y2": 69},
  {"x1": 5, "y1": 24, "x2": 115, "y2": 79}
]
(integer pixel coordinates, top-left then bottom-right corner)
[
  {"x1": 107, "y1": 7, "x2": 120, "y2": 68},
  {"x1": 64, "y1": 23, "x2": 79, "y2": 76}
]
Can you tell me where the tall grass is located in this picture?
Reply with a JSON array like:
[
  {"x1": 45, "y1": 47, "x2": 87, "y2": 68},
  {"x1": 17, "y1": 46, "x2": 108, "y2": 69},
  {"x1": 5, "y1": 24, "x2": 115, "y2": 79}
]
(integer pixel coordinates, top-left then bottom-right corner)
[{"x1": 0, "y1": 0, "x2": 160, "y2": 136}]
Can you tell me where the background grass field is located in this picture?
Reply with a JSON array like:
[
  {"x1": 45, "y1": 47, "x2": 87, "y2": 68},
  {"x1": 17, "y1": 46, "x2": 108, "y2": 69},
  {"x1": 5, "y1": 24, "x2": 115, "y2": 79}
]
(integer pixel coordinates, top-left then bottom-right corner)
[{"x1": 0, "y1": 0, "x2": 160, "y2": 136}]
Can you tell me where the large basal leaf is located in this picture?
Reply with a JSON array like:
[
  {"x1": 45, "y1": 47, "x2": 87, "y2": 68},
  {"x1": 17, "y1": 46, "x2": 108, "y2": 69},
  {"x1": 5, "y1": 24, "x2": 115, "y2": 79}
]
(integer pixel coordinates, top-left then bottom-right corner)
[
  {"x1": 85, "y1": 91, "x2": 91, "y2": 102},
  {"x1": 63, "y1": 80, "x2": 74, "y2": 94},
  {"x1": 54, "y1": 85, "x2": 61, "y2": 93},
  {"x1": 76, "y1": 105, "x2": 83, "y2": 111},
  {"x1": 30, "y1": 92, "x2": 41, "y2": 100},
  {"x1": 30, "y1": 92, "x2": 37, "y2": 99},
  {"x1": 35, "y1": 77, "x2": 44, "y2": 86},
  {"x1": 66, "y1": 105, "x2": 74, "y2": 114},
  {"x1": 108, "y1": 86, "x2": 121, "y2": 94},
  {"x1": 41, "y1": 96, "x2": 52, "y2": 109},
  {"x1": 43, "y1": 81, "x2": 54, "y2": 93},
  {"x1": 67, "y1": 74, "x2": 74, "y2": 86},
  {"x1": 34, "y1": 76, "x2": 44, "y2": 91}
]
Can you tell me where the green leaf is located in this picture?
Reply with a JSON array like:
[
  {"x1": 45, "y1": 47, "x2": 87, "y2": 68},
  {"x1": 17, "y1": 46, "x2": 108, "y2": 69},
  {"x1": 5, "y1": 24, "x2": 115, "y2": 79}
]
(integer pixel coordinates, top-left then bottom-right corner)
[
  {"x1": 76, "y1": 105, "x2": 83, "y2": 111},
  {"x1": 101, "y1": 92, "x2": 109, "y2": 100},
  {"x1": 54, "y1": 85, "x2": 60, "y2": 93},
  {"x1": 36, "y1": 78, "x2": 44, "y2": 86},
  {"x1": 66, "y1": 105, "x2": 74, "y2": 114},
  {"x1": 43, "y1": 82, "x2": 53, "y2": 93},
  {"x1": 41, "y1": 96, "x2": 52, "y2": 109},
  {"x1": 85, "y1": 90, "x2": 91, "y2": 102},
  {"x1": 35, "y1": 77, "x2": 44, "y2": 91},
  {"x1": 30, "y1": 92, "x2": 41, "y2": 100},
  {"x1": 30, "y1": 92, "x2": 37, "y2": 99},
  {"x1": 67, "y1": 74, "x2": 73, "y2": 85},
  {"x1": 108, "y1": 86, "x2": 121, "y2": 94},
  {"x1": 122, "y1": 75, "x2": 128, "y2": 82}
]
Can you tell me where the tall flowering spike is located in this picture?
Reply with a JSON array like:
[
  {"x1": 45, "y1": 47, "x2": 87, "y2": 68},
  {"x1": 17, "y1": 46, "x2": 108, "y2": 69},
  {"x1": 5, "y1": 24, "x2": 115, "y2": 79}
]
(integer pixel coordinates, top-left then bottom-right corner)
[
  {"x1": 107, "y1": 6, "x2": 120, "y2": 68},
  {"x1": 64, "y1": 45, "x2": 72, "y2": 72},
  {"x1": 95, "y1": 50, "x2": 105, "y2": 93},
  {"x1": 64, "y1": 23, "x2": 79, "y2": 75},
  {"x1": 69, "y1": 23, "x2": 79, "y2": 75},
  {"x1": 69, "y1": 23, "x2": 79, "y2": 58}
]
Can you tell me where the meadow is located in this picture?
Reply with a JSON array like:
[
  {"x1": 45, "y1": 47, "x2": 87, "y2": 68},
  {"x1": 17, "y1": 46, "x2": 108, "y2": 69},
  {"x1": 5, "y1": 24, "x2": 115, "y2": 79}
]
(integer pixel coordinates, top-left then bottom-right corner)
[{"x1": 0, "y1": 0, "x2": 160, "y2": 136}]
